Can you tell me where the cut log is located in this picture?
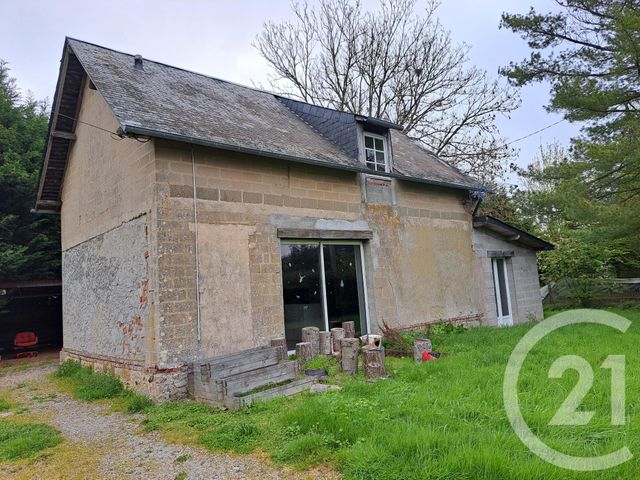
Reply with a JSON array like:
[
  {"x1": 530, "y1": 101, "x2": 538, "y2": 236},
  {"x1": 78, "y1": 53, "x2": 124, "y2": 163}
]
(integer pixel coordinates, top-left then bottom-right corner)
[
  {"x1": 413, "y1": 338, "x2": 432, "y2": 363},
  {"x1": 270, "y1": 337, "x2": 287, "y2": 362},
  {"x1": 296, "y1": 342, "x2": 313, "y2": 371},
  {"x1": 319, "y1": 331, "x2": 332, "y2": 355},
  {"x1": 301, "y1": 327, "x2": 320, "y2": 356},
  {"x1": 363, "y1": 347, "x2": 386, "y2": 379},
  {"x1": 340, "y1": 338, "x2": 360, "y2": 374},
  {"x1": 331, "y1": 328, "x2": 345, "y2": 354},
  {"x1": 342, "y1": 321, "x2": 355, "y2": 338}
]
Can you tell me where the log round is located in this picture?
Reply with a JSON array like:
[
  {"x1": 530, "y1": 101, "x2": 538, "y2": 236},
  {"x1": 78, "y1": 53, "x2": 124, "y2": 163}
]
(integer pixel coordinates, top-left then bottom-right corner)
[
  {"x1": 340, "y1": 338, "x2": 360, "y2": 374},
  {"x1": 270, "y1": 337, "x2": 287, "y2": 362},
  {"x1": 413, "y1": 338, "x2": 432, "y2": 363},
  {"x1": 342, "y1": 321, "x2": 355, "y2": 338},
  {"x1": 296, "y1": 342, "x2": 313, "y2": 371},
  {"x1": 363, "y1": 347, "x2": 386, "y2": 379},
  {"x1": 301, "y1": 327, "x2": 320, "y2": 356},
  {"x1": 331, "y1": 328, "x2": 345, "y2": 354},
  {"x1": 319, "y1": 331, "x2": 332, "y2": 355}
]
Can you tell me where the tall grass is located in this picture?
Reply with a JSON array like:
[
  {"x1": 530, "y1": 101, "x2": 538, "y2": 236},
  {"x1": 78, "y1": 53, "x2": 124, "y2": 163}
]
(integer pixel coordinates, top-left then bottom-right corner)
[
  {"x1": 143, "y1": 308, "x2": 640, "y2": 479},
  {"x1": 54, "y1": 361, "x2": 152, "y2": 413},
  {"x1": 0, "y1": 422, "x2": 61, "y2": 461}
]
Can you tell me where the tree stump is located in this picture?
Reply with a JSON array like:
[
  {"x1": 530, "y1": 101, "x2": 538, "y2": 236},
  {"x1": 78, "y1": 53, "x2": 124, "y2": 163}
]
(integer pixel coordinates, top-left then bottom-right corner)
[
  {"x1": 301, "y1": 327, "x2": 320, "y2": 356},
  {"x1": 270, "y1": 337, "x2": 287, "y2": 362},
  {"x1": 413, "y1": 338, "x2": 432, "y2": 363},
  {"x1": 340, "y1": 338, "x2": 360, "y2": 374},
  {"x1": 363, "y1": 347, "x2": 386, "y2": 379},
  {"x1": 296, "y1": 342, "x2": 313, "y2": 371},
  {"x1": 319, "y1": 331, "x2": 332, "y2": 355},
  {"x1": 342, "y1": 321, "x2": 355, "y2": 338},
  {"x1": 331, "y1": 328, "x2": 345, "y2": 354}
]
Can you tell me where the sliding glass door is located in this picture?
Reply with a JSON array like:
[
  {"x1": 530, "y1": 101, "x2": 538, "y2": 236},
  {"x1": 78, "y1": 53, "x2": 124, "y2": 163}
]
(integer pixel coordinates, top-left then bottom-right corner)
[{"x1": 281, "y1": 241, "x2": 368, "y2": 350}]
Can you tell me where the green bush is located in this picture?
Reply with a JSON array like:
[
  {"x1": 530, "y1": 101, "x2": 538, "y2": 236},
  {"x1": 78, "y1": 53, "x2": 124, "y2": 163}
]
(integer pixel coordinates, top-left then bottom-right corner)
[
  {"x1": 0, "y1": 399, "x2": 10, "y2": 412},
  {"x1": 0, "y1": 421, "x2": 61, "y2": 461}
]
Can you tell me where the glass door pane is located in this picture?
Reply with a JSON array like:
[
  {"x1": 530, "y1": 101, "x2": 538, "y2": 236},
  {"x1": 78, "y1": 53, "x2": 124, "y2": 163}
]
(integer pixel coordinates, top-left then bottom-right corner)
[
  {"x1": 281, "y1": 243, "x2": 323, "y2": 350},
  {"x1": 495, "y1": 258, "x2": 510, "y2": 317},
  {"x1": 322, "y1": 244, "x2": 366, "y2": 336}
]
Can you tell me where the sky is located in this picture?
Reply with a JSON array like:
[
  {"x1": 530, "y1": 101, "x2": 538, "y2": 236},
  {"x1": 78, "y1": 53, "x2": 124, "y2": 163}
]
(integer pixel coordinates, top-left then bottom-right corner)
[{"x1": 0, "y1": 0, "x2": 582, "y2": 186}]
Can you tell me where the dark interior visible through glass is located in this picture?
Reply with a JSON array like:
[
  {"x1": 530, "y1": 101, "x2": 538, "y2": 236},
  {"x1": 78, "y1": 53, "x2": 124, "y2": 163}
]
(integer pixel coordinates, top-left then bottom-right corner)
[
  {"x1": 280, "y1": 242, "x2": 367, "y2": 350},
  {"x1": 323, "y1": 244, "x2": 365, "y2": 334},
  {"x1": 281, "y1": 244, "x2": 323, "y2": 350},
  {"x1": 494, "y1": 258, "x2": 510, "y2": 317}
]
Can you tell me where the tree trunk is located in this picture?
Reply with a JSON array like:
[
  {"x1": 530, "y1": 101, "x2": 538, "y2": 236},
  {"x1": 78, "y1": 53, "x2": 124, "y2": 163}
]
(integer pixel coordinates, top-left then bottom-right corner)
[
  {"x1": 331, "y1": 328, "x2": 345, "y2": 354},
  {"x1": 413, "y1": 338, "x2": 432, "y2": 363},
  {"x1": 342, "y1": 321, "x2": 355, "y2": 339},
  {"x1": 270, "y1": 337, "x2": 287, "y2": 362},
  {"x1": 301, "y1": 327, "x2": 320, "y2": 356},
  {"x1": 340, "y1": 338, "x2": 360, "y2": 374},
  {"x1": 296, "y1": 342, "x2": 313, "y2": 371},
  {"x1": 319, "y1": 331, "x2": 332, "y2": 355},
  {"x1": 363, "y1": 347, "x2": 386, "y2": 379}
]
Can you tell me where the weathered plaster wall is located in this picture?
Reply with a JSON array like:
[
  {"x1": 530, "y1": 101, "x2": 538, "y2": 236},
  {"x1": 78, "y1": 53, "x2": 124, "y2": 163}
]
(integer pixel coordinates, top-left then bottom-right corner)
[
  {"x1": 62, "y1": 215, "x2": 150, "y2": 361},
  {"x1": 60, "y1": 81, "x2": 155, "y2": 250},
  {"x1": 57, "y1": 85, "x2": 178, "y2": 399},
  {"x1": 472, "y1": 229, "x2": 543, "y2": 325},
  {"x1": 152, "y1": 141, "x2": 486, "y2": 365}
]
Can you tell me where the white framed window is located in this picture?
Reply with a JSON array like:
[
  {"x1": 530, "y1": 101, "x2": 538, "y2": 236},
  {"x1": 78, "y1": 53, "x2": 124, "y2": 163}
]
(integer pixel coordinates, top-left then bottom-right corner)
[
  {"x1": 491, "y1": 257, "x2": 513, "y2": 327},
  {"x1": 364, "y1": 133, "x2": 389, "y2": 173}
]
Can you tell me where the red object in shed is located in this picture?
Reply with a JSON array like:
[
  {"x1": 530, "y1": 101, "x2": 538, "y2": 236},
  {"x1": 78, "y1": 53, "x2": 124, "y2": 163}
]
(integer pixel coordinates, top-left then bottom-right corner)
[{"x1": 14, "y1": 332, "x2": 38, "y2": 348}]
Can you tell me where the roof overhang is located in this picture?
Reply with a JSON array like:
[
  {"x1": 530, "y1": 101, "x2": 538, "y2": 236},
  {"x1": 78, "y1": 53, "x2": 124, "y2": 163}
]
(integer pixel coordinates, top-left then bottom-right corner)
[
  {"x1": 473, "y1": 215, "x2": 554, "y2": 251},
  {"x1": 355, "y1": 115, "x2": 403, "y2": 131},
  {"x1": 122, "y1": 123, "x2": 484, "y2": 193},
  {"x1": 35, "y1": 40, "x2": 86, "y2": 213}
]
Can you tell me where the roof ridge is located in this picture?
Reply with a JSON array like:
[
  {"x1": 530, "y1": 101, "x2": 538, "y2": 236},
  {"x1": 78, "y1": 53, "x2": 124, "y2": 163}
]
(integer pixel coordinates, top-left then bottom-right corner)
[{"x1": 65, "y1": 37, "x2": 400, "y2": 128}]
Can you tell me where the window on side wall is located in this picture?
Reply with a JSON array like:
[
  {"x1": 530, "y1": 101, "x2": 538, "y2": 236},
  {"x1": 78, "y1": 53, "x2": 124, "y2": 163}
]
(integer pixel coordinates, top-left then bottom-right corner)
[{"x1": 364, "y1": 133, "x2": 389, "y2": 173}]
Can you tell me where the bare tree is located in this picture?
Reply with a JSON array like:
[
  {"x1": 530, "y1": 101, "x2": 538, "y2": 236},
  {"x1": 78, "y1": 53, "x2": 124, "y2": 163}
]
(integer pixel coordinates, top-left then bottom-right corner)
[{"x1": 255, "y1": 0, "x2": 519, "y2": 182}]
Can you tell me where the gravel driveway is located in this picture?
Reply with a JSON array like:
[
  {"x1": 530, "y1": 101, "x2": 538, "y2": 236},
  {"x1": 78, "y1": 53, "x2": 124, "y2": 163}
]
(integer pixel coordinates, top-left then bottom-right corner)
[{"x1": 0, "y1": 364, "x2": 336, "y2": 480}]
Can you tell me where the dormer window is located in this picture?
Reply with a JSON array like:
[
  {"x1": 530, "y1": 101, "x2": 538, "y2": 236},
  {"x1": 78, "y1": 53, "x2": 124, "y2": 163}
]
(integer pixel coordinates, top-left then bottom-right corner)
[{"x1": 364, "y1": 133, "x2": 389, "y2": 173}]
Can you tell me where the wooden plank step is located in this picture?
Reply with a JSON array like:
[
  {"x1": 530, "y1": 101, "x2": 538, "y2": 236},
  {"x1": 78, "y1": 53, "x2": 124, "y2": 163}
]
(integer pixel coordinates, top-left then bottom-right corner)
[
  {"x1": 230, "y1": 377, "x2": 317, "y2": 409},
  {"x1": 199, "y1": 346, "x2": 281, "y2": 380},
  {"x1": 222, "y1": 361, "x2": 297, "y2": 397}
]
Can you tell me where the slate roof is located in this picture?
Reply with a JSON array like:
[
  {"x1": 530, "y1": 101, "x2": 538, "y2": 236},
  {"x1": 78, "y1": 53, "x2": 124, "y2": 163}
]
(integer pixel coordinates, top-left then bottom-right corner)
[{"x1": 36, "y1": 38, "x2": 482, "y2": 211}]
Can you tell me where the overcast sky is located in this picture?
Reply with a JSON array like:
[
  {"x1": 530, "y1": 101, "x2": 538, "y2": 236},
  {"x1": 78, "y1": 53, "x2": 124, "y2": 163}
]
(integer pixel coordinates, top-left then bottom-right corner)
[{"x1": 1, "y1": 0, "x2": 581, "y2": 186}]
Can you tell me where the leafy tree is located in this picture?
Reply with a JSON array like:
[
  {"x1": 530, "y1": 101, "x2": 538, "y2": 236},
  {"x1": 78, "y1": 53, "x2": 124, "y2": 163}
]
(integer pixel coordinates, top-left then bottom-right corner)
[
  {"x1": 500, "y1": 1, "x2": 640, "y2": 252},
  {"x1": 256, "y1": 0, "x2": 519, "y2": 181},
  {"x1": 0, "y1": 60, "x2": 60, "y2": 281}
]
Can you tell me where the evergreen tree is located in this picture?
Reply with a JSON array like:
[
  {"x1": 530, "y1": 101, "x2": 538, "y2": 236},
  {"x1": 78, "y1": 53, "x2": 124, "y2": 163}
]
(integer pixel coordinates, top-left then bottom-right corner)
[
  {"x1": 501, "y1": 1, "x2": 640, "y2": 253},
  {"x1": 0, "y1": 60, "x2": 60, "y2": 281}
]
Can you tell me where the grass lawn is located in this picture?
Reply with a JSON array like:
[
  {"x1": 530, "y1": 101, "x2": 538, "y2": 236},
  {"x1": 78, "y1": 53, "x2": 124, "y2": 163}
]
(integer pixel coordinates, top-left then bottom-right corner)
[{"x1": 140, "y1": 308, "x2": 640, "y2": 479}]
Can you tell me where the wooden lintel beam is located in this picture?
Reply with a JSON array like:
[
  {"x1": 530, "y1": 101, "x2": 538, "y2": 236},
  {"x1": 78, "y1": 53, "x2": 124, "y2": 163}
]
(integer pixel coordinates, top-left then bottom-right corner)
[{"x1": 51, "y1": 130, "x2": 77, "y2": 141}]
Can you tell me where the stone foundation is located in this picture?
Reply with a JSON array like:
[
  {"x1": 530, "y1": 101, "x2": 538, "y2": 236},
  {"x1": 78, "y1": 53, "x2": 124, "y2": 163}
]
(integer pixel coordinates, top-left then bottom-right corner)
[{"x1": 60, "y1": 348, "x2": 188, "y2": 402}]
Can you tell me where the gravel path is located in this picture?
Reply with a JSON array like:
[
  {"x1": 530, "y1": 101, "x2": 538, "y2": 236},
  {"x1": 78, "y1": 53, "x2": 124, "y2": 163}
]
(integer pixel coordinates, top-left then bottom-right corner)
[{"x1": 0, "y1": 364, "x2": 336, "y2": 480}]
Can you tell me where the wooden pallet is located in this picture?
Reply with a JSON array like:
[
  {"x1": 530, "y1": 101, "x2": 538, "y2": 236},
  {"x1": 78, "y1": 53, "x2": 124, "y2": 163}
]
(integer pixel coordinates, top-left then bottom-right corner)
[{"x1": 191, "y1": 346, "x2": 315, "y2": 409}]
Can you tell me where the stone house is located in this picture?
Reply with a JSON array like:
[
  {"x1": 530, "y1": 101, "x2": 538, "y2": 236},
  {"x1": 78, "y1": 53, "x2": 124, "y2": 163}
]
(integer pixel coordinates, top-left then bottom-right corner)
[{"x1": 36, "y1": 39, "x2": 552, "y2": 400}]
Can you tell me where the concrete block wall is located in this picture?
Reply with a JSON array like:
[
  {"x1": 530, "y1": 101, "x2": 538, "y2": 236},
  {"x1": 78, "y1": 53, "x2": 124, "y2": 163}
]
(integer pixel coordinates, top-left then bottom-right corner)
[
  {"x1": 60, "y1": 82, "x2": 155, "y2": 251},
  {"x1": 472, "y1": 229, "x2": 543, "y2": 326},
  {"x1": 151, "y1": 141, "x2": 486, "y2": 367}
]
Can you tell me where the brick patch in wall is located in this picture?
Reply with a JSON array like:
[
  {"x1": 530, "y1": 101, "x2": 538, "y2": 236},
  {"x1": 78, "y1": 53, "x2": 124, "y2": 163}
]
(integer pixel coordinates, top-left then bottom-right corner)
[
  {"x1": 168, "y1": 183, "x2": 359, "y2": 213},
  {"x1": 60, "y1": 348, "x2": 189, "y2": 402}
]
